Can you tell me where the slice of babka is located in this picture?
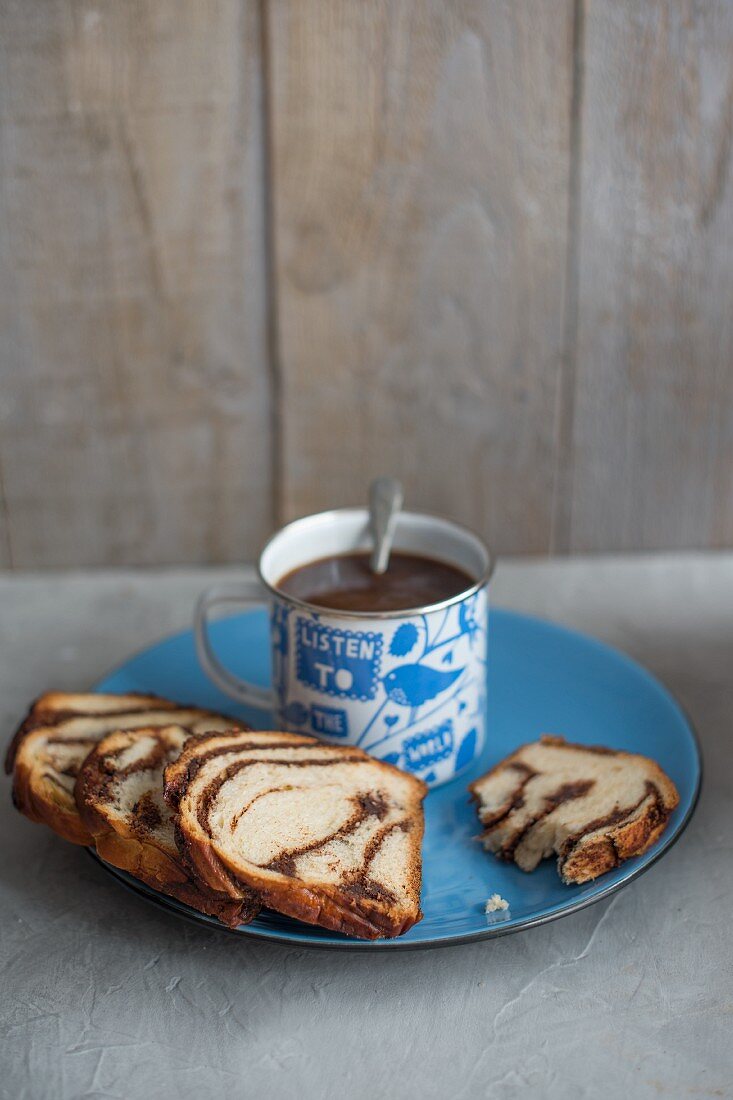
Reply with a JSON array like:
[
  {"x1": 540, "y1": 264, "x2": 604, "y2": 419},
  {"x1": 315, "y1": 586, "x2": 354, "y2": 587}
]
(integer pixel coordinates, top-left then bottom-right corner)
[
  {"x1": 469, "y1": 735, "x2": 679, "y2": 884},
  {"x1": 165, "y1": 729, "x2": 428, "y2": 940},
  {"x1": 5, "y1": 691, "x2": 182, "y2": 771},
  {"x1": 8, "y1": 692, "x2": 245, "y2": 845},
  {"x1": 76, "y1": 725, "x2": 258, "y2": 926}
]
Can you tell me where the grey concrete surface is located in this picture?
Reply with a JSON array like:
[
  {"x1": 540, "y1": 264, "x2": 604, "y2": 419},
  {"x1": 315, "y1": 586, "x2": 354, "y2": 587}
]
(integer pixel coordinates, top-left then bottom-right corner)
[{"x1": 1, "y1": 556, "x2": 731, "y2": 1099}]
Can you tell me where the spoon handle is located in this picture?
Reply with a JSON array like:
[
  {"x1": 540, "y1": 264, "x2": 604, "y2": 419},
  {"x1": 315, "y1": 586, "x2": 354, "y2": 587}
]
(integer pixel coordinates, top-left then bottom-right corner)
[{"x1": 369, "y1": 477, "x2": 404, "y2": 575}]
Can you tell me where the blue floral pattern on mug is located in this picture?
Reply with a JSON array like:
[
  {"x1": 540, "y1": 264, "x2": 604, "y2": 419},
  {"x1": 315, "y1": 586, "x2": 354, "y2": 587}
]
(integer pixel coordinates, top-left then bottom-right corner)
[{"x1": 275, "y1": 588, "x2": 488, "y2": 786}]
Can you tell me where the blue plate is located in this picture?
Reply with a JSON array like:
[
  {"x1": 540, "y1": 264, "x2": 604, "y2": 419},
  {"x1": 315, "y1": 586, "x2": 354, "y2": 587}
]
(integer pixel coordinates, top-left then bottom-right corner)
[{"x1": 93, "y1": 608, "x2": 701, "y2": 950}]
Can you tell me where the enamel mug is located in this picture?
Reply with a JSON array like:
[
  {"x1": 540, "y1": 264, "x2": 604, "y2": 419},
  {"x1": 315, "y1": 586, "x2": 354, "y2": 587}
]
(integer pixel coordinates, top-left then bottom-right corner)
[{"x1": 194, "y1": 509, "x2": 493, "y2": 787}]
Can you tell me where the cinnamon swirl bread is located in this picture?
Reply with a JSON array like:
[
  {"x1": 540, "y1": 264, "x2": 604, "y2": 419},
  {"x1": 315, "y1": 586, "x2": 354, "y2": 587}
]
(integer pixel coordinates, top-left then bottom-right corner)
[
  {"x1": 165, "y1": 729, "x2": 428, "y2": 940},
  {"x1": 469, "y1": 735, "x2": 679, "y2": 884},
  {"x1": 76, "y1": 725, "x2": 257, "y2": 926},
  {"x1": 8, "y1": 692, "x2": 245, "y2": 845}
]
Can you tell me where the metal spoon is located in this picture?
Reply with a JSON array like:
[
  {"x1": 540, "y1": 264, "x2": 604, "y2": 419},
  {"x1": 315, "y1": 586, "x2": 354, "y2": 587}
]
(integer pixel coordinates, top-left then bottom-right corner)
[{"x1": 369, "y1": 477, "x2": 404, "y2": 575}]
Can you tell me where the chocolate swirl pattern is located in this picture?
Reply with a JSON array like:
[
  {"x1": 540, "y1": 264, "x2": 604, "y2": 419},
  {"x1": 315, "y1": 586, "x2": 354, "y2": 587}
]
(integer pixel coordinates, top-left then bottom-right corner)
[
  {"x1": 469, "y1": 735, "x2": 679, "y2": 884},
  {"x1": 8, "y1": 692, "x2": 245, "y2": 844},
  {"x1": 165, "y1": 730, "x2": 428, "y2": 940},
  {"x1": 76, "y1": 725, "x2": 258, "y2": 926}
]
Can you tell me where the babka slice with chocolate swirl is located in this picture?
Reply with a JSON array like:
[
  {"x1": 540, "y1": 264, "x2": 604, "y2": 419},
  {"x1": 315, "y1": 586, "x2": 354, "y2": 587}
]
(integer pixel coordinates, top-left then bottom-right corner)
[
  {"x1": 469, "y1": 736, "x2": 679, "y2": 884},
  {"x1": 76, "y1": 726, "x2": 258, "y2": 926},
  {"x1": 165, "y1": 730, "x2": 428, "y2": 940},
  {"x1": 5, "y1": 691, "x2": 183, "y2": 771},
  {"x1": 8, "y1": 692, "x2": 245, "y2": 844}
]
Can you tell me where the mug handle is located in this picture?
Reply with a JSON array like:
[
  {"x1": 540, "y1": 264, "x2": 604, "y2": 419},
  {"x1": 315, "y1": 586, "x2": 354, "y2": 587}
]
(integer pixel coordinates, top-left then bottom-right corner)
[{"x1": 194, "y1": 580, "x2": 275, "y2": 711}]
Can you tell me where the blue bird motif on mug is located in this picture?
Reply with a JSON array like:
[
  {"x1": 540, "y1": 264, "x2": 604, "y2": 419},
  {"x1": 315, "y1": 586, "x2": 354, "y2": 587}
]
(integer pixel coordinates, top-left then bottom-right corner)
[{"x1": 382, "y1": 664, "x2": 464, "y2": 709}]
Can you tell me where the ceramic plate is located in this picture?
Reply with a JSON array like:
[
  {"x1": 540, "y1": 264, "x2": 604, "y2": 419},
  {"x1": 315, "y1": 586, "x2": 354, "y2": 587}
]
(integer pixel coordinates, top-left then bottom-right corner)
[{"x1": 92, "y1": 607, "x2": 701, "y2": 950}]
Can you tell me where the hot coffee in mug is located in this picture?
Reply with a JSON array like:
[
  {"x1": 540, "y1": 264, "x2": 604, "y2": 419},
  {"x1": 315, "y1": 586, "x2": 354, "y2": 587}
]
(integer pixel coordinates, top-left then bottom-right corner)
[
  {"x1": 278, "y1": 551, "x2": 474, "y2": 612},
  {"x1": 195, "y1": 509, "x2": 493, "y2": 787}
]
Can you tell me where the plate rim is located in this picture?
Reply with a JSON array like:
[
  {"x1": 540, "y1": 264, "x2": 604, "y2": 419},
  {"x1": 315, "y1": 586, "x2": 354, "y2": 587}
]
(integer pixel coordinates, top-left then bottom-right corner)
[{"x1": 91, "y1": 606, "x2": 703, "y2": 951}]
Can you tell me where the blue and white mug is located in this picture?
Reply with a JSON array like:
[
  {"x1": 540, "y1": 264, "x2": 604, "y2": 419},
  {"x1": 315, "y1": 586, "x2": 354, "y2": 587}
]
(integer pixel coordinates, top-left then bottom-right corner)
[{"x1": 194, "y1": 509, "x2": 493, "y2": 787}]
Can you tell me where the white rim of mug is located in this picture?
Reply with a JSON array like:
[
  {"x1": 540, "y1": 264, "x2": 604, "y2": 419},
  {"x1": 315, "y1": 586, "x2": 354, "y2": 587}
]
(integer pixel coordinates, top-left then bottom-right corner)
[{"x1": 257, "y1": 507, "x2": 495, "y2": 620}]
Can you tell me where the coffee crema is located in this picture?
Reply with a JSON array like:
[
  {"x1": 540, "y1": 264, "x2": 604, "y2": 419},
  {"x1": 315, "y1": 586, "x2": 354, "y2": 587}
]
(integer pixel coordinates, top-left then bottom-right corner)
[{"x1": 276, "y1": 551, "x2": 474, "y2": 612}]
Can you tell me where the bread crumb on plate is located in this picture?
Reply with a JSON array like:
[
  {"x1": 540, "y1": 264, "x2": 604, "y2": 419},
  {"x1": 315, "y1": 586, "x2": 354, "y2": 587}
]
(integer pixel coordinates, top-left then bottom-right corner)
[{"x1": 485, "y1": 893, "x2": 509, "y2": 914}]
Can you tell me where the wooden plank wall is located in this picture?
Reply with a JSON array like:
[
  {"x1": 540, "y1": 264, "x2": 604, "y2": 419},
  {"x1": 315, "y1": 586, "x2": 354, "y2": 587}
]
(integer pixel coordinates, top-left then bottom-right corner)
[
  {"x1": 268, "y1": 0, "x2": 574, "y2": 555},
  {"x1": 569, "y1": 0, "x2": 733, "y2": 552},
  {"x1": 1, "y1": 0, "x2": 732, "y2": 567},
  {"x1": 0, "y1": 1, "x2": 273, "y2": 567}
]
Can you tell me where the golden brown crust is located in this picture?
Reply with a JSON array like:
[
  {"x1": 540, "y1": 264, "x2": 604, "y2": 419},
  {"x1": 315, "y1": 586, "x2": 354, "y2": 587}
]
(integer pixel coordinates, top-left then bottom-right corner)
[
  {"x1": 559, "y1": 800, "x2": 672, "y2": 884},
  {"x1": 12, "y1": 753, "x2": 93, "y2": 845},
  {"x1": 90, "y1": 830, "x2": 250, "y2": 927},
  {"x1": 238, "y1": 874, "x2": 418, "y2": 940}
]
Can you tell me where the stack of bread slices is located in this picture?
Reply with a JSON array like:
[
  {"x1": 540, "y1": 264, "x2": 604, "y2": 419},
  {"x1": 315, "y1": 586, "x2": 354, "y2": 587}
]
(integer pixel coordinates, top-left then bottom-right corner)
[
  {"x1": 6, "y1": 692, "x2": 428, "y2": 939},
  {"x1": 7, "y1": 692, "x2": 680, "y2": 938}
]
